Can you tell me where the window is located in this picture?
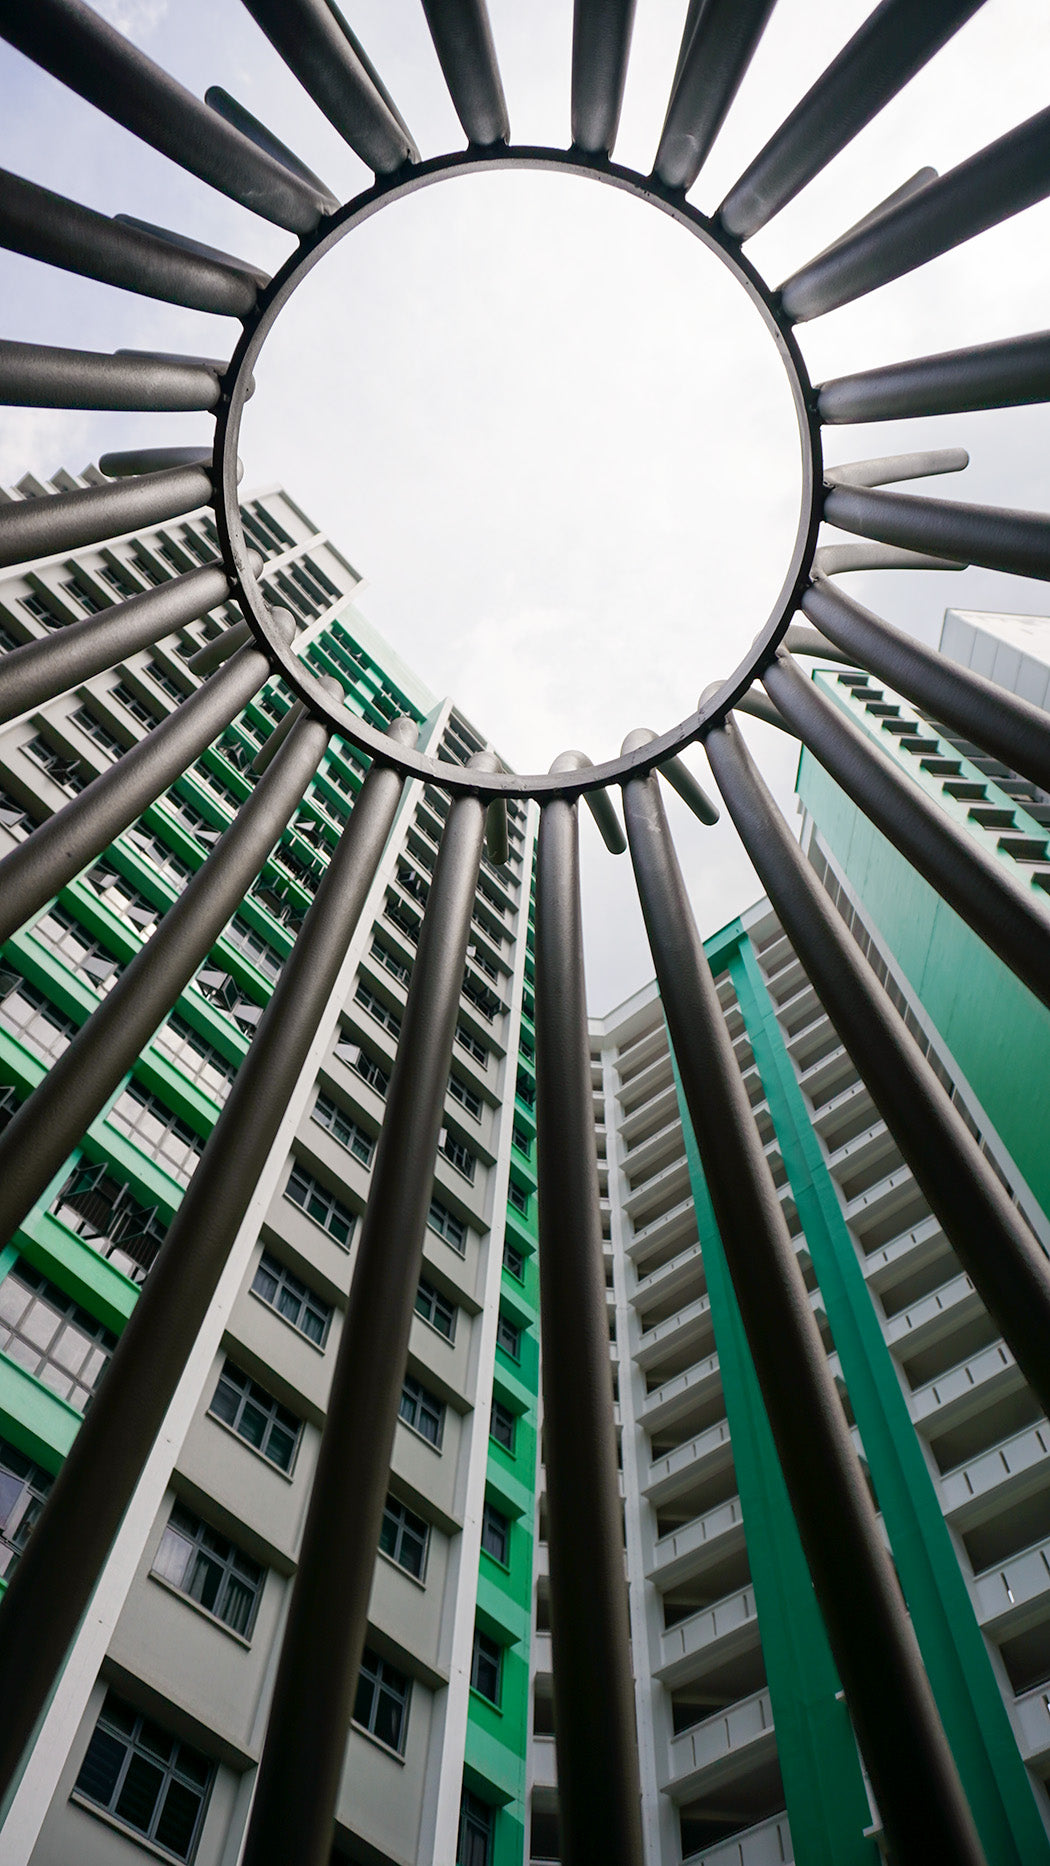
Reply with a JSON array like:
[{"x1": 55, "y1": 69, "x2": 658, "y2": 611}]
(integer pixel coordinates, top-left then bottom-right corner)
[
  {"x1": 0, "y1": 972, "x2": 78, "y2": 1058},
  {"x1": 496, "y1": 1314, "x2": 522, "y2": 1361},
  {"x1": 51, "y1": 1164, "x2": 167, "y2": 1282},
  {"x1": 399, "y1": 1374, "x2": 445, "y2": 1448},
  {"x1": 503, "y1": 1240, "x2": 525, "y2": 1281},
  {"x1": 20, "y1": 589, "x2": 61, "y2": 628},
  {"x1": 71, "y1": 705, "x2": 125, "y2": 761},
  {"x1": 251, "y1": 1250, "x2": 331, "y2": 1347},
  {"x1": 126, "y1": 827, "x2": 193, "y2": 891},
  {"x1": 370, "y1": 937, "x2": 410, "y2": 986},
  {"x1": 208, "y1": 1361, "x2": 302, "y2": 1473},
  {"x1": 86, "y1": 863, "x2": 161, "y2": 932},
  {"x1": 132, "y1": 550, "x2": 167, "y2": 585},
  {"x1": 0, "y1": 1436, "x2": 53, "y2": 1579},
  {"x1": 154, "y1": 1015, "x2": 237, "y2": 1102},
  {"x1": 512, "y1": 1125, "x2": 531, "y2": 1157},
  {"x1": 285, "y1": 1163, "x2": 355, "y2": 1247},
  {"x1": 152, "y1": 1502, "x2": 264, "y2": 1637},
  {"x1": 353, "y1": 1648, "x2": 411, "y2": 1755},
  {"x1": 112, "y1": 680, "x2": 161, "y2": 729},
  {"x1": 224, "y1": 916, "x2": 282, "y2": 979},
  {"x1": 100, "y1": 561, "x2": 138, "y2": 598},
  {"x1": 470, "y1": 1628, "x2": 502, "y2": 1705},
  {"x1": 0, "y1": 1264, "x2": 116, "y2": 1411},
  {"x1": 62, "y1": 576, "x2": 104, "y2": 613},
  {"x1": 108, "y1": 1081, "x2": 204, "y2": 1182},
  {"x1": 145, "y1": 658, "x2": 187, "y2": 702},
  {"x1": 441, "y1": 1131, "x2": 477, "y2": 1184},
  {"x1": 23, "y1": 734, "x2": 86, "y2": 794},
  {"x1": 32, "y1": 905, "x2": 121, "y2": 985},
  {"x1": 489, "y1": 1400, "x2": 516, "y2": 1454},
  {"x1": 354, "y1": 980, "x2": 401, "y2": 1039},
  {"x1": 427, "y1": 1197, "x2": 466, "y2": 1255},
  {"x1": 458, "y1": 1791, "x2": 494, "y2": 1866},
  {"x1": 311, "y1": 1092, "x2": 374, "y2": 1166},
  {"x1": 508, "y1": 1182, "x2": 529, "y2": 1216},
  {"x1": 0, "y1": 784, "x2": 36, "y2": 839},
  {"x1": 455, "y1": 1022, "x2": 488, "y2": 1067},
  {"x1": 414, "y1": 1277, "x2": 456, "y2": 1342},
  {"x1": 481, "y1": 1500, "x2": 510, "y2": 1566},
  {"x1": 74, "y1": 1691, "x2": 213, "y2": 1862},
  {"x1": 448, "y1": 1072, "x2": 481, "y2": 1120},
  {"x1": 344, "y1": 1044, "x2": 389, "y2": 1098},
  {"x1": 379, "y1": 1495, "x2": 429, "y2": 1580},
  {"x1": 461, "y1": 974, "x2": 499, "y2": 1022}
]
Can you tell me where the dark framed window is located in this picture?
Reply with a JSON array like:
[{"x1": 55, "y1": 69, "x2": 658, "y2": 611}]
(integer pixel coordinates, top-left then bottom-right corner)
[
  {"x1": 448, "y1": 1072, "x2": 481, "y2": 1119},
  {"x1": 312, "y1": 1092, "x2": 374, "y2": 1166},
  {"x1": 496, "y1": 1314, "x2": 522, "y2": 1362},
  {"x1": 355, "y1": 979, "x2": 402, "y2": 1038},
  {"x1": 470, "y1": 1628, "x2": 502, "y2": 1705},
  {"x1": 489, "y1": 1400, "x2": 516, "y2": 1455},
  {"x1": 74, "y1": 1691, "x2": 213, "y2": 1861},
  {"x1": 503, "y1": 1240, "x2": 525, "y2": 1281},
  {"x1": 207, "y1": 1361, "x2": 302, "y2": 1473},
  {"x1": 285, "y1": 1163, "x2": 355, "y2": 1248},
  {"x1": 441, "y1": 1131, "x2": 477, "y2": 1183},
  {"x1": 414, "y1": 1277, "x2": 456, "y2": 1342},
  {"x1": 379, "y1": 1495, "x2": 429, "y2": 1580},
  {"x1": 63, "y1": 576, "x2": 105, "y2": 614},
  {"x1": 455, "y1": 1022, "x2": 488, "y2": 1066},
  {"x1": 353, "y1": 1648, "x2": 411, "y2": 1755},
  {"x1": 0, "y1": 1435, "x2": 53, "y2": 1579},
  {"x1": 251, "y1": 1250, "x2": 331, "y2": 1347},
  {"x1": 152, "y1": 1502, "x2": 264, "y2": 1638},
  {"x1": 0, "y1": 1264, "x2": 116, "y2": 1411},
  {"x1": 370, "y1": 937, "x2": 410, "y2": 985},
  {"x1": 427, "y1": 1197, "x2": 466, "y2": 1254},
  {"x1": 481, "y1": 1501, "x2": 510, "y2": 1567},
  {"x1": 112, "y1": 680, "x2": 161, "y2": 729},
  {"x1": 71, "y1": 704, "x2": 125, "y2": 760},
  {"x1": 399, "y1": 1374, "x2": 445, "y2": 1449},
  {"x1": 342, "y1": 1042, "x2": 390, "y2": 1097},
  {"x1": 0, "y1": 972, "x2": 78, "y2": 1059},
  {"x1": 154, "y1": 1015, "x2": 237, "y2": 1102},
  {"x1": 507, "y1": 1182, "x2": 529, "y2": 1215},
  {"x1": 512, "y1": 1125, "x2": 531, "y2": 1157},
  {"x1": 108, "y1": 1081, "x2": 204, "y2": 1182},
  {"x1": 20, "y1": 588, "x2": 61, "y2": 628},
  {"x1": 458, "y1": 1791, "x2": 493, "y2": 1866}
]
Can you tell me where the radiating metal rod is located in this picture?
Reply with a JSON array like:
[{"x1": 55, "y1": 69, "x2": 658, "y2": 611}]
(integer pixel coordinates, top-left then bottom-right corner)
[
  {"x1": 240, "y1": 0, "x2": 418, "y2": 174},
  {"x1": 802, "y1": 577, "x2": 1050, "y2": 794},
  {"x1": 654, "y1": 0, "x2": 777, "y2": 193},
  {"x1": 823, "y1": 481, "x2": 1050, "y2": 582},
  {"x1": 0, "y1": 463, "x2": 213, "y2": 572},
  {"x1": 781, "y1": 621, "x2": 855, "y2": 665},
  {"x1": 0, "y1": 628, "x2": 290, "y2": 948},
  {"x1": 761, "y1": 651, "x2": 1050, "y2": 1014},
  {"x1": 621, "y1": 762, "x2": 987, "y2": 1866},
  {"x1": 421, "y1": 0, "x2": 509, "y2": 147},
  {"x1": 0, "y1": 340, "x2": 223, "y2": 412},
  {"x1": 240, "y1": 753, "x2": 494, "y2": 1866},
  {"x1": 0, "y1": 709, "x2": 343, "y2": 1811},
  {"x1": 570, "y1": 0, "x2": 637, "y2": 156},
  {"x1": 718, "y1": 0, "x2": 984, "y2": 240},
  {"x1": 205, "y1": 85, "x2": 340, "y2": 211},
  {"x1": 114, "y1": 215, "x2": 270, "y2": 294},
  {"x1": 0, "y1": 0, "x2": 328, "y2": 233},
  {"x1": 819, "y1": 328, "x2": 1050, "y2": 424},
  {"x1": 0, "y1": 170, "x2": 259, "y2": 316},
  {"x1": 0, "y1": 562, "x2": 234, "y2": 727},
  {"x1": 534, "y1": 761, "x2": 645, "y2": 1866},
  {"x1": 705, "y1": 711, "x2": 1050, "y2": 1452},
  {"x1": 780, "y1": 104, "x2": 1050, "y2": 321}
]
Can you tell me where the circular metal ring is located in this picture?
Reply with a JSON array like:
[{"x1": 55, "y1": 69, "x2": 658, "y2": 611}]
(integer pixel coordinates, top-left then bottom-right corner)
[{"x1": 214, "y1": 144, "x2": 822, "y2": 799}]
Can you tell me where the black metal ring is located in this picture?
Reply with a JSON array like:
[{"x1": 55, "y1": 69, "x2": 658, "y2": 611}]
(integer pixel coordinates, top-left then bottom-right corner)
[{"x1": 214, "y1": 144, "x2": 822, "y2": 799}]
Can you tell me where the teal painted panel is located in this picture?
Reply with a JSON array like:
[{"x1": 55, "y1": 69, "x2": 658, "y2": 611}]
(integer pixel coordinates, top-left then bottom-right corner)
[
  {"x1": 18, "y1": 1209, "x2": 137, "y2": 1331},
  {"x1": 0, "y1": 1355, "x2": 80, "y2": 1470}
]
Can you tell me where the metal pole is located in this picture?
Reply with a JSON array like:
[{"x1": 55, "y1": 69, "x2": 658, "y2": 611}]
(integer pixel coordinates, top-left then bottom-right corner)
[
  {"x1": 533, "y1": 755, "x2": 645, "y2": 1866},
  {"x1": 0, "y1": 462, "x2": 214, "y2": 571},
  {"x1": 0, "y1": 339, "x2": 224, "y2": 411},
  {"x1": 762, "y1": 651, "x2": 1050, "y2": 1015},
  {"x1": 0, "y1": 626, "x2": 290, "y2": 948},
  {"x1": 620, "y1": 756, "x2": 986, "y2": 1866},
  {"x1": 822, "y1": 481, "x2": 1050, "y2": 582},
  {"x1": 421, "y1": 0, "x2": 509, "y2": 148},
  {"x1": 655, "y1": 0, "x2": 777, "y2": 192},
  {"x1": 0, "y1": 722, "x2": 412, "y2": 1810},
  {"x1": 802, "y1": 576, "x2": 1050, "y2": 793},
  {"x1": 240, "y1": 0, "x2": 418, "y2": 173},
  {"x1": 570, "y1": 0, "x2": 637, "y2": 155},
  {"x1": 240, "y1": 753, "x2": 494, "y2": 1866},
  {"x1": 818, "y1": 328, "x2": 1050, "y2": 423},
  {"x1": 705, "y1": 711, "x2": 1050, "y2": 1433}
]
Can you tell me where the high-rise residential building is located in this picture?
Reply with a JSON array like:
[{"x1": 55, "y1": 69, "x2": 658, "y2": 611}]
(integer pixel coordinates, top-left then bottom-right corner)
[
  {"x1": 4, "y1": 467, "x2": 1050, "y2": 1866},
  {"x1": 0, "y1": 471, "x2": 540, "y2": 1866}
]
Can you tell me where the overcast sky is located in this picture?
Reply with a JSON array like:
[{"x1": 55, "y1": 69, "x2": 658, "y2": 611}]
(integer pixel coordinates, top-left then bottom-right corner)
[{"x1": 2, "y1": 0, "x2": 1049, "y2": 1010}]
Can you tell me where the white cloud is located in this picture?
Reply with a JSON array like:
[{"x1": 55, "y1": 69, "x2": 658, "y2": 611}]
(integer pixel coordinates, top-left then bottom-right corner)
[{"x1": 93, "y1": 0, "x2": 169, "y2": 37}]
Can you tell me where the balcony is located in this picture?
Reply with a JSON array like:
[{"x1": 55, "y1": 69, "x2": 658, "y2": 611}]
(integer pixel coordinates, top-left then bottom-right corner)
[
  {"x1": 911, "y1": 1340, "x2": 1021, "y2": 1434},
  {"x1": 666, "y1": 1688, "x2": 776, "y2": 1805},
  {"x1": 623, "y1": 1155, "x2": 692, "y2": 1228},
  {"x1": 635, "y1": 1291, "x2": 715, "y2": 1376},
  {"x1": 651, "y1": 1494, "x2": 746, "y2": 1593},
  {"x1": 942, "y1": 1419, "x2": 1050, "y2": 1526},
  {"x1": 645, "y1": 1417, "x2": 734, "y2": 1510},
  {"x1": 634, "y1": 1239, "x2": 708, "y2": 1321},
  {"x1": 625, "y1": 1195, "x2": 699, "y2": 1269},
  {"x1": 640, "y1": 1352, "x2": 723, "y2": 1439},
  {"x1": 974, "y1": 1532, "x2": 1050, "y2": 1634},
  {"x1": 657, "y1": 1585, "x2": 759, "y2": 1686}
]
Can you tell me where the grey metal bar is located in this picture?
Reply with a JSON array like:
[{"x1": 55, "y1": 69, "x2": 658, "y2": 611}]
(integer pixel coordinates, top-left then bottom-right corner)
[
  {"x1": 706, "y1": 709, "x2": 1050, "y2": 1440},
  {"x1": 813, "y1": 539, "x2": 966, "y2": 576},
  {"x1": 0, "y1": 709, "x2": 370, "y2": 1811},
  {"x1": 781, "y1": 622, "x2": 856, "y2": 664},
  {"x1": 780, "y1": 105, "x2": 1050, "y2": 321},
  {"x1": 421, "y1": 0, "x2": 509, "y2": 147},
  {"x1": 0, "y1": 340, "x2": 222, "y2": 412},
  {"x1": 824, "y1": 447, "x2": 969, "y2": 487},
  {"x1": 622, "y1": 728, "x2": 719, "y2": 824},
  {"x1": 762, "y1": 651, "x2": 1050, "y2": 1014},
  {"x1": 570, "y1": 0, "x2": 637, "y2": 156},
  {"x1": 0, "y1": 622, "x2": 292, "y2": 947},
  {"x1": 819, "y1": 328, "x2": 1050, "y2": 424},
  {"x1": 718, "y1": 0, "x2": 983, "y2": 239},
  {"x1": 0, "y1": 0, "x2": 328, "y2": 233},
  {"x1": 240, "y1": 753, "x2": 493, "y2": 1866},
  {"x1": 485, "y1": 795, "x2": 510, "y2": 864},
  {"x1": 186, "y1": 619, "x2": 255, "y2": 676},
  {"x1": 802, "y1": 577, "x2": 1050, "y2": 794},
  {"x1": 205, "y1": 85, "x2": 339, "y2": 211},
  {"x1": 114, "y1": 215, "x2": 270, "y2": 294},
  {"x1": 620, "y1": 759, "x2": 986, "y2": 1866},
  {"x1": 0, "y1": 562, "x2": 233, "y2": 727},
  {"x1": 240, "y1": 0, "x2": 418, "y2": 174},
  {"x1": 0, "y1": 464, "x2": 213, "y2": 572},
  {"x1": 535, "y1": 759, "x2": 645, "y2": 1866},
  {"x1": 0, "y1": 170, "x2": 259, "y2": 317},
  {"x1": 99, "y1": 447, "x2": 212, "y2": 478},
  {"x1": 252, "y1": 700, "x2": 306, "y2": 774},
  {"x1": 654, "y1": 0, "x2": 777, "y2": 193},
  {"x1": 804, "y1": 167, "x2": 938, "y2": 265},
  {"x1": 823, "y1": 481, "x2": 1050, "y2": 582},
  {"x1": 733, "y1": 688, "x2": 794, "y2": 732}
]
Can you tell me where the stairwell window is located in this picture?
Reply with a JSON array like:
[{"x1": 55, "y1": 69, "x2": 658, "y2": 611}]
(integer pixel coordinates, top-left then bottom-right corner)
[
  {"x1": 470, "y1": 1628, "x2": 503, "y2": 1706},
  {"x1": 73, "y1": 1691, "x2": 213, "y2": 1862}
]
